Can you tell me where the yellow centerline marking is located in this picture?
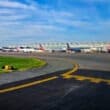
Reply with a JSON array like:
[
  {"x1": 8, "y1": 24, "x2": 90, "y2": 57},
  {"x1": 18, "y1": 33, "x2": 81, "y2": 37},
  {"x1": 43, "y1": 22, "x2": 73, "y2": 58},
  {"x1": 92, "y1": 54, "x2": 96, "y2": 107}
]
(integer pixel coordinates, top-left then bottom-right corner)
[
  {"x1": 0, "y1": 76, "x2": 58, "y2": 94},
  {"x1": 61, "y1": 62, "x2": 110, "y2": 85},
  {"x1": 0, "y1": 61, "x2": 78, "y2": 94},
  {"x1": 61, "y1": 63, "x2": 79, "y2": 78},
  {"x1": 0, "y1": 61, "x2": 109, "y2": 94},
  {"x1": 67, "y1": 75, "x2": 110, "y2": 85}
]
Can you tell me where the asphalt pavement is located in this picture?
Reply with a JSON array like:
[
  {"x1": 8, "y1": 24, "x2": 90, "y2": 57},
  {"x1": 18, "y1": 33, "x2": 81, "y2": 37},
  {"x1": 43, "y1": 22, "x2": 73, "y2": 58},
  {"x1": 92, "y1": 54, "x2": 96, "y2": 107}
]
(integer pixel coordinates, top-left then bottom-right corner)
[
  {"x1": 0, "y1": 53, "x2": 73, "y2": 85},
  {"x1": 0, "y1": 53, "x2": 110, "y2": 110}
]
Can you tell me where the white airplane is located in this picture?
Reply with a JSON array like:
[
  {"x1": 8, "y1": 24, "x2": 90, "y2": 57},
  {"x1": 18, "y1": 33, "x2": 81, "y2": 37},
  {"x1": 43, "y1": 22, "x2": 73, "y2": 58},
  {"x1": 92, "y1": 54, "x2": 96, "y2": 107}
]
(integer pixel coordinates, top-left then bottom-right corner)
[
  {"x1": 17, "y1": 44, "x2": 45, "y2": 53},
  {"x1": 34, "y1": 44, "x2": 45, "y2": 52},
  {"x1": 1, "y1": 47, "x2": 18, "y2": 52}
]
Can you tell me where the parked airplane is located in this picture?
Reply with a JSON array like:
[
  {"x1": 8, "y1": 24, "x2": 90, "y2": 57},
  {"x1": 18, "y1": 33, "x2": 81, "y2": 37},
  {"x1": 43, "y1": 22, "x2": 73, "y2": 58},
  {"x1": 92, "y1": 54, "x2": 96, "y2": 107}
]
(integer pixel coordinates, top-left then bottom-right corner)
[
  {"x1": 101, "y1": 44, "x2": 110, "y2": 53},
  {"x1": 17, "y1": 44, "x2": 45, "y2": 53},
  {"x1": 17, "y1": 47, "x2": 34, "y2": 52},
  {"x1": 66, "y1": 43, "x2": 95, "y2": 53},
  {"x1": 106, "y1": 44, "x2": 110, "y2": 53},
  {"x1": 1, "y1": 47, "x2": 18, "y2": 52},
  {"x1": 1, "y1": 42, "x2": 109, "y2": 53},
  {"x1": 66, "y1": 43, "x2": 81, "y2": 53}
]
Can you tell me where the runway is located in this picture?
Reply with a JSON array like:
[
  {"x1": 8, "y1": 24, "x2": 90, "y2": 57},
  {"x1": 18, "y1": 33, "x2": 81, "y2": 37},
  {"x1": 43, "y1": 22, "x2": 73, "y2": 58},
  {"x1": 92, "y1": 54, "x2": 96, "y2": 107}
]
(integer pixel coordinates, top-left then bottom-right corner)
[{"x1": 0, "y1": 53, "x2": 110, "y2": 110}]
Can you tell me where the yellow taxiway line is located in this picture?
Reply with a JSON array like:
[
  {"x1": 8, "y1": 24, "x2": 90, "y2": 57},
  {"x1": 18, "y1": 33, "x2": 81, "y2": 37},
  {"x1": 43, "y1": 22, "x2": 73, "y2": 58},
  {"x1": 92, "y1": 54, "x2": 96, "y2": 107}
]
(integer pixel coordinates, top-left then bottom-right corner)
[
  {"x1": 1, "y1": 61, "x2": 109, "y2": 94},
  {"x1": 61, "y1": 62, "x2": 110, "y2": 85},
  {"x1": 61, "y1": 63, "x2": 79, "y2": 78},
  {"x1": 66, "y1": 75, "x2": 110, "y2": 85},
  {"x1": 0, "y1": 62, "x2": 79, "y2": 94},
  {"x1": 0, "y1": 76, "x2": 58, "y2": 94}
]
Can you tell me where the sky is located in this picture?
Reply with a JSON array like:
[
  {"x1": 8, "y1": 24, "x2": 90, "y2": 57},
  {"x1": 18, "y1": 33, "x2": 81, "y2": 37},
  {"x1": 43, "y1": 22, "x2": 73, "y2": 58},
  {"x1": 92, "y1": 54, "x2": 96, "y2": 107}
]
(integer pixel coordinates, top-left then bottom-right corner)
[{"x1": 0, "y1": 0, "x2": 110, "y2": 46}]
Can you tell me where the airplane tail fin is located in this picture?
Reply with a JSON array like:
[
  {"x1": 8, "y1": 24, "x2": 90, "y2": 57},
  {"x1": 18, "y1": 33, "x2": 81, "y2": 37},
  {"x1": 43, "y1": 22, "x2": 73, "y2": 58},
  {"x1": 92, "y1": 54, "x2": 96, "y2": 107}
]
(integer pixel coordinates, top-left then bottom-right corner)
[
  {"x1": 66, "y1": 43, "x2": 70, "y2": 50},
  {"x1": 39, "y1": 44, "x2": 45, "y2": 50}
]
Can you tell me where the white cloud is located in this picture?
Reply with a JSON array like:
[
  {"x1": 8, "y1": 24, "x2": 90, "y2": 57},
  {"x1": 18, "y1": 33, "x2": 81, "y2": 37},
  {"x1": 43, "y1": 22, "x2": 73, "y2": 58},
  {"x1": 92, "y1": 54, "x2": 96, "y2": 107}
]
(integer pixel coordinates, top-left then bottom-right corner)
[
  {"x1": 0, "y1": 0, "x2": 108, "y2": 30},
  {"x1": 0, "y1": 14, "x2": 28, "y2": 21},
  {"x1": 0, "y1": 9, "x2": 15, "y2": 14},
  {"x1": 0, "y1": 0, "x2": 35, "y2": 10},
  {"x1": 82, "y1": 0, "x2": 110, "y2": 3},
  {"x1": 0, "y1": 0, "x2": 109, "y2": 45}
]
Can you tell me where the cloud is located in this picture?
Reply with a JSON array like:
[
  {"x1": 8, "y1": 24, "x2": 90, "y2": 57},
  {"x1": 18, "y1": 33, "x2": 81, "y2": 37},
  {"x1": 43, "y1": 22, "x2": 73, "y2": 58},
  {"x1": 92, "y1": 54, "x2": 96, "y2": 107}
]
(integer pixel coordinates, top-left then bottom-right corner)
[
  {"x1": 0, "y1": 14, "x2": 28, "y2": 21},
  {"x1": 81, "y1": 0, "x2": 110, "y2": 3},
  {"x1": 0, "y1": 0, "x2": 109, "y2": 45},
  {"x1": 0, "y1": 8, "x2": 15, "y2": 14},
  {"x1": 0, "y1": 0, "x2": 35, "y2": 10}
]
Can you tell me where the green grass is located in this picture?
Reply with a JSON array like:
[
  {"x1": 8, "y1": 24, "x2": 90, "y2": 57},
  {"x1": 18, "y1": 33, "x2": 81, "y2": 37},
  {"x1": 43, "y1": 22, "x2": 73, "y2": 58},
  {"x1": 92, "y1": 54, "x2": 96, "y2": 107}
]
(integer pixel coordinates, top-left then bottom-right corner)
[{"x1": 0, "y1": 56, "x2": 46, "y2": 73}]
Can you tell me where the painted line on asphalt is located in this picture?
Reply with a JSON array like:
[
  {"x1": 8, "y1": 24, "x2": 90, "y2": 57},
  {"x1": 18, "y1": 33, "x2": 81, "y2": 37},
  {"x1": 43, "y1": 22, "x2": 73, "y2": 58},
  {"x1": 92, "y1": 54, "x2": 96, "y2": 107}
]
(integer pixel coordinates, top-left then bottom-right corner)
[
  {"x1": 61, "y1": 63, "x2": 79, "y2": 78},
  {"x1": 0, "y1": 61, "x2": 78, "y2": 94},
  {"x1": 0, "y1": 76, "x2": 58, "y2": 94},
  {"x1": 61, "y1": 62, "x2": 110, "y2": 85},
  {"x1": 1, "y1": 60, "x2": 110, "y2": 94},
  {"x1": 64, "y1": 75, "x2": 110, "y2": 85}
]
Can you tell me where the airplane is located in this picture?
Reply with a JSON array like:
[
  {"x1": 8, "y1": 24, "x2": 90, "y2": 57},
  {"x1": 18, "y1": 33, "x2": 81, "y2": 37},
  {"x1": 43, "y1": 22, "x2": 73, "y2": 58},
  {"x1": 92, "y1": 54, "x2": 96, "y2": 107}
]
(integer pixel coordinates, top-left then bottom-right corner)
[
  {"x1": 17, "y1": 46, "x2": 35, "y2": 53},
  {"x1": 101, "y1": 44, "x2": 110, "y2": 53},
  {"x1": 41, "y1": 43, "x2": 66, "y2": 53},
  {"x1": 106, "y1": 44, "x2": 110, "y2": 53},
  {"x1": 49, "y1": 47, "x2": 66, "y2": 53},
  {"x1": 66, "y1": 43, "x2": 81, "y2": 53},
  {"x1": 66, "y1": 43, "x2": 94, "y2": 53},
  {"x1": 33, "y1": 43, "x2": 45, "y2": 53},
  {"x1": 17, "y1": 44, "x2": 45, "y2": 53},
  {"x1": 1, "y1": 47, "x2": 18, "y2": 52}
]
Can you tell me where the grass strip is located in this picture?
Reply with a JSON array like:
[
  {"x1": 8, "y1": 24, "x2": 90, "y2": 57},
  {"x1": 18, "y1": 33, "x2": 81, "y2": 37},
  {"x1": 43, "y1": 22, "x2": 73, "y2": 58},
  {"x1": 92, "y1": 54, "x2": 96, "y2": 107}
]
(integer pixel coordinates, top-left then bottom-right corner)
[{"x1": 0, "y1": 56, "x2": 46, "y2": 73}]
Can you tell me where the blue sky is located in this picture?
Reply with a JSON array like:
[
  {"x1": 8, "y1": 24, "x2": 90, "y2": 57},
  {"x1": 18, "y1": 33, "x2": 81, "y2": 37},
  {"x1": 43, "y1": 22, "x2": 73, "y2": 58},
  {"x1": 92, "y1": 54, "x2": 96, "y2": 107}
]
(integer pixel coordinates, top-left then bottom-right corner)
[{"x1": 0, "y1": 0, "x2": 110, "y2": 45}]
